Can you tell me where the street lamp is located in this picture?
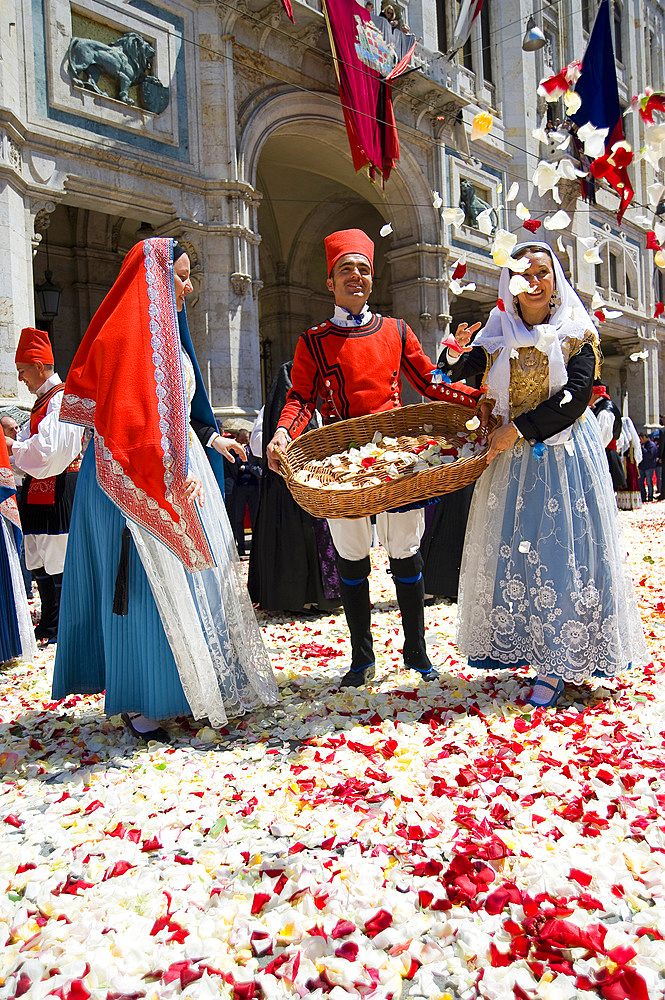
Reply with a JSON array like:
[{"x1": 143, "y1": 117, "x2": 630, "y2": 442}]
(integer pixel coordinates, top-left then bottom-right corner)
[
  {"x1": 522, "y1": 15, "x2": 547, "y2": 51},
  {"x1": 35, "y1": 231, "x2": 62, "y2": 319}
]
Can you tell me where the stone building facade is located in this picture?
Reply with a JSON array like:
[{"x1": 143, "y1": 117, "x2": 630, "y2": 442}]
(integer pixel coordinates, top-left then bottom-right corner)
[{"x1": 1, "y1": 0, "x2": 664, "y2": 427}]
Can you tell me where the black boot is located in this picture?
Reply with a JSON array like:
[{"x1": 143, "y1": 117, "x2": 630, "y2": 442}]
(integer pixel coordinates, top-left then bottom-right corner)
[
  {"x1": 390, "y1": 554, "x2": 437, "y2": 679},
  {"x1": 336, "y1": 555, "x2": 375, "y2": 687},
  {"x1": 33, "y1": 570, "x2": 57, "y2": 641},
  {"x1": 34, "y1": 571, "x2": 62, "y2": 642}
]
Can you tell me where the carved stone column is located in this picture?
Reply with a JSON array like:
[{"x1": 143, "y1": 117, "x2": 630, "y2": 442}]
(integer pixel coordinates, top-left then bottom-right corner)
[{"x1": 0, "y1": 127, "x2": 33, "y2": 403}]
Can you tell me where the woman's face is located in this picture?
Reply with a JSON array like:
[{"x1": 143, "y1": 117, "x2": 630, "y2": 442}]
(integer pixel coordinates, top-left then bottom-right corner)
[
  {"x1": 514, "y1": 251, "x2": 555, "y2": 319},
  {"x1": 174, "y1": 253, "x2": 193, "y2": 311}
]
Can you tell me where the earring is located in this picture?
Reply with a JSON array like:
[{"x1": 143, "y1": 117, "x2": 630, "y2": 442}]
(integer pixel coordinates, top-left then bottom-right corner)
[
  {"x1": 549, "y1": 291, "x2": 560, "y2": 310},
  {"x1": 513, "y1": 295, "x2": 520, "y2": 312}
]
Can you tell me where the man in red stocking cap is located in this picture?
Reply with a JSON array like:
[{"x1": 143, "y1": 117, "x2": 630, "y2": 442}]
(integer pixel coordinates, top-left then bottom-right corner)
[
  {"x1": 267, "y1": 228, "x2": 481, "y2": 688},
  {"x1": 4, "y1": 328, "x2": 82, "y2": 642},
  {"x1": 589, "y1": 382, "x2": 627, "y2": 495}
]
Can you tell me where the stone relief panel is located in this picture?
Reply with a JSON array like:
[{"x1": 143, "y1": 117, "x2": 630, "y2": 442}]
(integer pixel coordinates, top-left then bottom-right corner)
[{"x1": 43, "y1": 0, "x2": 179, "y2": 145}]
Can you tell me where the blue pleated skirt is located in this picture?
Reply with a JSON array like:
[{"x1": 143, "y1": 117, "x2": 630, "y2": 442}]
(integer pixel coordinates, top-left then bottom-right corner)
[
  {"x1": 0, "y1": 520, "x2": 21, "y2": 663},
  {"x1": 52, "y1": 446, "x2": 191, "y2": 717}
]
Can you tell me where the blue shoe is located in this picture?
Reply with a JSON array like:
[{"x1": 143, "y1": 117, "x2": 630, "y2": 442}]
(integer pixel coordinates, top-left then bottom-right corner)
[
  {"x1": 406, "y1": 664, "x2": 439, "y2": 681},
  {"x1": 340, "y1": 663, "x2": 375, "y2": 688},
  {"x1": 526, "y1": 676, "x2": 564, "y2": 709}
]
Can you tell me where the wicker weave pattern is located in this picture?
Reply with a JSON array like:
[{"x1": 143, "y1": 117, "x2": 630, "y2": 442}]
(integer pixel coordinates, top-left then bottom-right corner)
[{"x1": 277, "y1": 401, "x2": 497, "y2": 519}]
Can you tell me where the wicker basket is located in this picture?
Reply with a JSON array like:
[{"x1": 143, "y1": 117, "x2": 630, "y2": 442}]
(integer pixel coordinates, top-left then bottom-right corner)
[{"x1": 276, "y1": 401, "x2": 497, "y2": 519}]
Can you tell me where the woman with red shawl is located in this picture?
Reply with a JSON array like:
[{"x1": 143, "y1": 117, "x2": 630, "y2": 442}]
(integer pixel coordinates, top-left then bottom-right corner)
[{"x1": 52, "y1": 239, "x2": 278, "y2": 740}]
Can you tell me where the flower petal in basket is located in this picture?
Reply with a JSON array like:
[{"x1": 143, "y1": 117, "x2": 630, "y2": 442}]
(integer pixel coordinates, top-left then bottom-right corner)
[{"x1": 279, "y1": 400, "x2": 497, "y2": 520}]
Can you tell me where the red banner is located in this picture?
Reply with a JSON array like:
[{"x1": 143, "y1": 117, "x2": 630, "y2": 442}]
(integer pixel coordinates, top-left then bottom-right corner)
[{"x1": 323, "y1": 0, "x2": 415, "y2": 182}]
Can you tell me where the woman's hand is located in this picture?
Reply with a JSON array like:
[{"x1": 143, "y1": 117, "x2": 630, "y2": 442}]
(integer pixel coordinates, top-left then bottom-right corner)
[
  {"x1": 184, "y1": 472, "x2": 205, "y2": 505},
  {"x1": 212, "y1": 435, "x2": 247, "y2": 462},
  {"x1": 485, "y1": 422, "x2": 519, "y2": 464},
  {"x1": 451, "y1": 322, "x2": 482, "y2": 353}
]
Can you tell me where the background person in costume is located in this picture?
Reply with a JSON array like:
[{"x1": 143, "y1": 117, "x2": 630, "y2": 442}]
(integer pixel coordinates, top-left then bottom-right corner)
[
  {"x1": 443, "y1": 242, "x2": 647, "y2": 709},
  {"x1": 5, "y1": 328, "x2": 82, "y2": 643},
  {"x1": 0, "y1": 434, "x2": 37, "y2": 664},
  {"x1": 52, "y1": 239, "x2": 278, "y2": 741},
  {"x1": 267, "y1": 228, "x2": 480, "y2": 688},
  {"x1": 616, "y1": 415, "x2": 642, "y2": 511},
  {"x1": 589, "y1": 382, "x2": 627, "y2": 495},
  {"x1": 249, "y1": 361, "x2": 341, "y2": 615}
]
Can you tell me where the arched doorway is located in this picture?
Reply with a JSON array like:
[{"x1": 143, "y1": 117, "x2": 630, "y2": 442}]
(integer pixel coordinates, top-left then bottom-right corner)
[{"x1": 241, "y1": 92, "x2": 442, "y2": 401}]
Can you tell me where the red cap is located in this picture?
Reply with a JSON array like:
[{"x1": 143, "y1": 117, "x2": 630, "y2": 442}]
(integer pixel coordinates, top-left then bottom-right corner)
[
  {"x1": 15, "y1": 327, "x2": 54, "y2": 366},
  {"x1": 324, "y1": 229, "x2": 374, "y2": 276},
  {"x1": 591, "y1": 384, "x2": 610, "y2": 400}
]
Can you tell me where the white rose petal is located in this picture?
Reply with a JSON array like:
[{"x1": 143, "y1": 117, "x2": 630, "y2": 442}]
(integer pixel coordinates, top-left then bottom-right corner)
[
  {"x1": 465, "y1": 416, "x2": 480, "y2": 430},
  {"x1": 577, "y1": 122, "x2": 609, "y2": 158},
  {"x1": 432, "y1": 190, "x2": 443, "y2": 209},
  {"x1": 380, "y1": 223, "x2": 393, "y2": 237},
  {"x1": 584, "y1": 246, "x2": 603, "y2": 265},
  {"x1": 532, "y1": 160, "x2": 559, "y2": 196},
  {"x1": 509, "y1": 274, "x2": 531, "y2": 296},
  {"x1": 544, "y1": 210, "x2": 571, "y2": 230},
  {"x1": 647, "y1": 182, "x2": 665, "y2": 207},
  {"x1": 563, "y1": 90, "x2": 582, "y2": 115},
  {"x1": 515, "y1": 202, "x2": 531, "y2": 220},
  {"x1": 559, "y1": 390, "x2": 572, "y2": 407},
  {"x1": 442, "y1": 207, "x2": 466, "y2": 228},
  {"x1": 477, "y1": 208, "x2": 494, "y2": 234},
  {"x1": 532, "y1": 128, "x2": 550, "y2": 144},
  {"x1": 518, "y1": 540, "x2": 531, "y2": 553},
  {"x1": 506, "y1": 181, "x2": 519, "y2": 202},
  {"x1": 450, "y1": 279, "x2": 477, "y2": 295}
]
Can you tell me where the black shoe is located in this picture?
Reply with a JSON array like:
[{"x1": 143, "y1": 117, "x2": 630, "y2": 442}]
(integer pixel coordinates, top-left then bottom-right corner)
[
  {"x1": 122, "y1": 712, "x2": 169, "y2": 743},
  {"x1": 406, "y1": 663, "x2": 439, "y2": 680},
  {"x1": 340, "y1": 664, "x2": 375, "y2": 688}
]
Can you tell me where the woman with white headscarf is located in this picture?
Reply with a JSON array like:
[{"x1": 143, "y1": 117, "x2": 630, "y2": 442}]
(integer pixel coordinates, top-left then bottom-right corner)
[{"x1": 442, "y1": 242, "x2": 647, "y2": 708}]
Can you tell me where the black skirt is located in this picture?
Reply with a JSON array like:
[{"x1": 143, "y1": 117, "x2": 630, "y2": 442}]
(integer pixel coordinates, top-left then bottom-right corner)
[{"x1": 18, "y1": 470, "x2": 78, "y2": 535}]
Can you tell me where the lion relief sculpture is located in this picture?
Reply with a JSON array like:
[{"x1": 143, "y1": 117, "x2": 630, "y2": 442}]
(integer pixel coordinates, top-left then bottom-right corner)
[{"x1": 66, "y1": 32, "x2": 155, "y2": 106}]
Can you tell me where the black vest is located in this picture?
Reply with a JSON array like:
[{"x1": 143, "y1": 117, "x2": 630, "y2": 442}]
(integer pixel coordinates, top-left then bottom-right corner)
[{"x1": 594, "y1": 397, "x2": 622, "y2": 442}]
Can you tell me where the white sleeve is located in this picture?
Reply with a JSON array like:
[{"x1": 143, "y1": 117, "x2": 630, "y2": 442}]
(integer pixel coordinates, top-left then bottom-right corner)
[
  {"x1": 12, "y1": 397, "x2": 81, "y2": 478},
  {"x1": 595, "y1": 409, "x2": 614, "y2": 449},
  {"x1": 249, "y1": 407, "x2": 264, "y2": 458}
]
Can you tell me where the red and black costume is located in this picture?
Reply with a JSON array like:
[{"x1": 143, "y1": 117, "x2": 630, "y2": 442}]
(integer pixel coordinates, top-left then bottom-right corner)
[
  {"x1": 276, "y1": 229, "x2": 478, "y2": 685},
  {"x1": 279, "y1": 315, "x2": 475, "y2": 437}
]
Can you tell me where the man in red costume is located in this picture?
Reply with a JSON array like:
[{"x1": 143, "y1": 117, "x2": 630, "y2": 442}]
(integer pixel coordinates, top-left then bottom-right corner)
[
  {"x1": 267, "y1": 228, "x2": 477, "y2": 688},
  {"x1": 4, "y1": 328, "x2": 82, "y2": 642}
]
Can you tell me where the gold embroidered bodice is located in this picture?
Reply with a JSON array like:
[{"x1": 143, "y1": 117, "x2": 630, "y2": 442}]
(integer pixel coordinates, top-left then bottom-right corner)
[{"x1": 484, "y1": 331, "x2": 601, "y2": 420}]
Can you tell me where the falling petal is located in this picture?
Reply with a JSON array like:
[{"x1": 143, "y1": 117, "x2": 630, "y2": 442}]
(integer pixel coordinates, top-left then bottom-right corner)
[
  {"x1": 556, "y1": 237, "x2": 566, "y2": 253},
  {"x1": 506, "y1": 181, "x2": 519, "y2": 202},
  {"x1": 591, "y1": 292, "x2": 604, "y2": 311},
  {"x1": 432, "y1": 191, "x2": 443, "y2": 209},
  {"x1": 515, "y1": 202, "x2": 531, "y2": 221},
  {"x1": 655, "y1": 250, "x2": 665, "y2": 269},
  {"x1": 552, "y1": 186, "x2": 562, "y2": 204},
  {"x1": 380, "y1": 223, "x2": 393, "y2": 237},
  {"x1": 508, "y1": 274, "x2": 531, "y2": 296},
  {"x1": 543, "y1": 210, "x2": 571, "y2": 230},
  {"x1": 559, "y1": 390, "x2": 573, "y2": 406},
  {"x1": 471, "y1": 111, "x2": 493, "y2": 140},
  {"x1": 477, "y1": 208, "x2": 494, "y2": 235},
  {"x1": 579, "y1": 235, "x2": 598, "y2": 248},
  {"x1": 442, "y1": 207, "x2": 466, "y2": 228},
  {"x1": 577, "y1": 122, "x2": 610, "y2": 158},
  {"x1": 532, "y1": 128, "x2": 550, "y2": 144},
  {"x1": 563, "y1": 90, "x2": 582, "y2": 115},
  {"x1": 449, "y1": 279, "x2": 477, "y2": 295},
  {"x1": 604, "y1": 309, "x2": 622, "y2": 319},
  {"x1": 532, "y1": 160, "x2": 559, "y2": 196},
  {"x1": 584, "y1": 246, "x2": 603, "y2": 265}
]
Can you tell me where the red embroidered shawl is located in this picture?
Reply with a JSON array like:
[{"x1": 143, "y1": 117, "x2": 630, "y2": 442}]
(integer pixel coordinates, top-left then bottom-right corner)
[{"x1": 60, "y1": 238, "x2": 214, "y2": 572}]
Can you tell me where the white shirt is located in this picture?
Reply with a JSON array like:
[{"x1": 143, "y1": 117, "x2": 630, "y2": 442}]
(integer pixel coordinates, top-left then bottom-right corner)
[
  {"x1": 594, "y1": 407, "x2": 615, "y2": 449},
  {"x1": 12, "y1": 374, "x2": 82, "y2": 478},
  {"x1": 330, "y1": 304, "x2": 373, "y2": 327}
]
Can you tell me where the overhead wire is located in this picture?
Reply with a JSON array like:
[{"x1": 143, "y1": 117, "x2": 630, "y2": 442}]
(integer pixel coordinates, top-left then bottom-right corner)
[{"x1": 174, "y1": 2, "x2": 660, "y2": 226}]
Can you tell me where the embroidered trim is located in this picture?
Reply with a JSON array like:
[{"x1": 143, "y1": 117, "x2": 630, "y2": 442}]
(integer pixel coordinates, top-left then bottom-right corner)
[
  {"x1": 0, "y1": 496, "x2": 20, "y2": 530},
  {"x1": 0, "y1": 467, "x2": 14, "y2": 491},
  {"x1": 95, "y1": 434, "x2": 213, "y2": 572},
  {"x1": 61, "y1": 394, "x2": 96, "y2": 428}
]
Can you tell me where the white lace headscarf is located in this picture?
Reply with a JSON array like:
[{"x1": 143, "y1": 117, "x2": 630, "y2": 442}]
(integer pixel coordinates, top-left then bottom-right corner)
[{"x1": 473, "y1": 242, "x2": 596, "y2": 421}]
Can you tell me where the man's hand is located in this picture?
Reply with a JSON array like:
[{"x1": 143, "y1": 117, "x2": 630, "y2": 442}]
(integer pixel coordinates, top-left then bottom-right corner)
[
  {"x1": 212, "y1": 435, "x2": 246, "y2": 462},
  {"x1": 267, "y1": 428, "x2": 290, "y2": 473}
]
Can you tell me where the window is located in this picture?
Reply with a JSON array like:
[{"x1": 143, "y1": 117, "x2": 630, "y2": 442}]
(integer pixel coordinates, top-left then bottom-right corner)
[
  {"x1": 614, "y1": 2, "x2": 623, "y2": 64},
  {"x1": 480, "y1": 2, "x2": 492, "y2": 85},
  {"x1": 436, "y1": 0, "x2": 448, "y2": 54},
  {"x1": 626, "y1": 272, "x2": 632, "y2": 299},
  {"x1": 595, "y1": 263, "x2": 602, "y2": 287},
  {"x1": 581, "y1": 0, "x2": 592, "y2": 33},
  {"x1": 609, "y1": 252, "x2": 619, "y2": 292}
]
